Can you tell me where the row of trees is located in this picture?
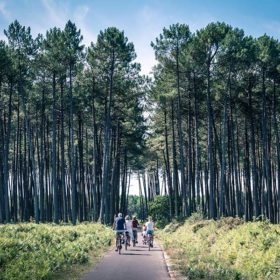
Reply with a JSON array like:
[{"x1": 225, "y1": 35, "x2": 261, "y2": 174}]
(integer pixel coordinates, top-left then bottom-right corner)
[
  {"x1": 2, "y1": 19, "x2": 280, "y2": 225},
  {"x1": 0, "y1": 20, "x2": 147, "y2": 224},
  {"x1": 148, "y1": 22, "x2": 280, "y2": 223}
]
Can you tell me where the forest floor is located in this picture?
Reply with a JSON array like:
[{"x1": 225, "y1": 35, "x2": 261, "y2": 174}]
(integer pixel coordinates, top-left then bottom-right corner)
[{"x1": 81, "y1": 232, "x2": 170, "y2": 280}]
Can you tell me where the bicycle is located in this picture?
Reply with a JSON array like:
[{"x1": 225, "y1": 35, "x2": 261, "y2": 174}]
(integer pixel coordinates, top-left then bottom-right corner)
[
  {"x1": 125, "y1": 231, "x2": 131, "y2": 250},
  {"x1": 115, "y1": 231, "x2": 125, "y2": 255},
  {"x1": 147, "y1": 233, "x2": 154, "y2": 251},
  {"x1": 132, "y1": 228, "x2": 138, "y2": 247}
]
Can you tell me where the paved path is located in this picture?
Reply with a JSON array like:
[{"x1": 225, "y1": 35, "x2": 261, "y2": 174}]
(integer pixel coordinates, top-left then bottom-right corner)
[{"x1": 82, "y1": 233, "x2": 170, "y2": 280}]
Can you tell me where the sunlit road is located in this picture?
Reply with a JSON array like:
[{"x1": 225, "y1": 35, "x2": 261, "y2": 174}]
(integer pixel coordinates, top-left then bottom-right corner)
[{"x1": 82, "y1": 233, "x2": 170, "y2": 280}]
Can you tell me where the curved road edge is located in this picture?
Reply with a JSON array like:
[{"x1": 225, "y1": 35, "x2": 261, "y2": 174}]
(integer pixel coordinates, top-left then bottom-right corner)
[{"x1": 157, "y1": 241, "x2": 187, "y2": 280}]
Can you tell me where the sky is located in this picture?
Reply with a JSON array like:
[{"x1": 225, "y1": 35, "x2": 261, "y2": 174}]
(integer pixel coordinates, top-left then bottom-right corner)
[
  {"x1": 1, "y1": 0, "x2": 280, "y2": 76},
  {"x1": 0, "y1": 0, "x2": 280, "y2": 194}
]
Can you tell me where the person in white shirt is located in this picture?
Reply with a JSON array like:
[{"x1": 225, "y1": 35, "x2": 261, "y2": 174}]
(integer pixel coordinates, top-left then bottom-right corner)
[
  {"x1": 145, "y1": 216, "x2": 155, "y2": 235},
  {"x1": 125, "y1": 215, "x2": 133, "y2": 245}
]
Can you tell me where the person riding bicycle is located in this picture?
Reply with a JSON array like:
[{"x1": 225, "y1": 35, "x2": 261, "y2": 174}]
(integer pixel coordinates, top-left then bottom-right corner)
[
  {"x1": 142, "y1": 224, "x2": 147, "y2": 244},
  {"x1": 125, "y1": 215, "x2": 133, "y2": 246},
  {"x1": 145, "y1": 216, "x2": 155, "y2": 247},
  {"x1": 113, "y1": 213, "x2": 126, "y2": 251},
  {"x1": 145, "y1": 216, "x2": 155, "y2": 234},
  {"x1": 132, "y1": 216, "x2": 139, "y2": 244}
]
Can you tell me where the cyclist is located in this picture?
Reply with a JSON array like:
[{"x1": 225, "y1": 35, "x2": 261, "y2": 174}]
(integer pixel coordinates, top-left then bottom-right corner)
[
  {"x1": 142, "y1": 223, "x2": 147, "y2": 244},
  {"x1": 113, "y1": 213, "x2": 126, "y2": 251},
  {"x1": 132, "y1": 216, "x2": 139, "y2": 243},
  {"x1": 145, "y1": 216, "x2": 155, "y2": 247},
  {"x1": 125, "y1": 215, "x2": 133, "y2": 246}
]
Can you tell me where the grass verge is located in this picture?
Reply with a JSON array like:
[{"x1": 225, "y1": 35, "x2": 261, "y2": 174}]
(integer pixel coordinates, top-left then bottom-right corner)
[
  {"x1": 0, "y1": 222, "x2": 114, "y2": 280},
  {"x1": 158, "y1": 215, "x2": 280, "y2": 280}
]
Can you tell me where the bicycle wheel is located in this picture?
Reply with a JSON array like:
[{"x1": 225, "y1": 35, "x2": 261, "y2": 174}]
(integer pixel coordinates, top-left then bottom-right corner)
[
  {"x1": 118, "y1": 244, "x2": 122, "y2": 254},
  {"x1": 133, "y1": 230, "x2": 137, "y2": 246},
  {"x1": 119, "y1": 235, "x2": 123, "y2": 254},
  {"x1": 125, "y1": 237, "x2": 128, "y2": 250}
]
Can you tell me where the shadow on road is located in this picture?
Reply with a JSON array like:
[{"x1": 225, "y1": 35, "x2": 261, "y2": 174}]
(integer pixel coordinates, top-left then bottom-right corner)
[
  {"x1": 129, "y1": 248, "x2": 161, "y2": 252},
  {"x1": 146, "y1": 249, "x2": 161, "y2": 252},
  {"x1": 129, "y1": 249, "x2": 143, "y2": 251},
  {"x1": 120, "y1": 253, "x2": 151, "y2": 256},
  {"x1": 133, "y1": 245, "x2": 156, "y2": 249}
]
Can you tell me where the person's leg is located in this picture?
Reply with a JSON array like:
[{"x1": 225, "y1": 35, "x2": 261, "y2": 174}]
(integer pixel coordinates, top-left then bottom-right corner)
[
  {"x1": 115, "y1": 232, "x2": 119, "y2": 251},
  {"x1": 143, "y1": 232, "x2": 147, "y2": 243},
  {"x1": 133, "y1": 229, "x2": 137, "y2": 242}
]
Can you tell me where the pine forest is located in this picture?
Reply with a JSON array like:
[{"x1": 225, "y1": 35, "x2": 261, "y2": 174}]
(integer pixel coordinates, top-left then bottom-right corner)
[{"x1": 1, "y1": 20, "x2": 280, "y2": 226}]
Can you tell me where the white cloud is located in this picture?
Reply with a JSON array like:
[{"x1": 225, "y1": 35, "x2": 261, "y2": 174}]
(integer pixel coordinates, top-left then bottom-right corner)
[
  {"x1": 41, "y1": 0, "x2": 67, "y2": 27},
  {"x1": 73, "y1": 5, "x2": 96, "y2": 46},
  {"x1": 0, "y1": 1, "x2": 11, "y2": 21},
  {"x1": 130, "y1": 5, "x2": 166, "y2": 76},
  {"x1": 39, "y1": 0, "x2": 96, "y2": 46},
  {"x1": 74, "y1": 5, "x2": 89, "y2": 22}
]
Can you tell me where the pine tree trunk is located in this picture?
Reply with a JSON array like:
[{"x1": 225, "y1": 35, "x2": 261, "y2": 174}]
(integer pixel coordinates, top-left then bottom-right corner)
[
  {"x1": 219, "y1": 77, "x2": 229, "y2": 218},
  {"x1": 248, "y1": 77, "x2": 260, "y2": 218},
  {"x1": 142, "y1": 170, "x2": 149, "y2": 217},
  {"x1": 52, "y1": 73, "x2": 59, "y2": 223},
  {"x1": 0, "y1": 80, "x2": 5, "y2": 223},
  {"x1": 187, "y1": 86, "x2": 193, "y2": 214},
  {"x1": 261, "y1": 68, "x2": 273, "y2": 221},
  {"x1": 69, "y1": 64, "x2": 77, "y2": 225},
  {"x1": 99, "y1": 51, "x2": 115, "y2": 224},
  {"x1": 272, "y1": 80, "x2": 280, "y2": 222},
  {"x1": 206, "y1": 62, "x2": 215, "y2": 219},
  {"x1": 3, "y1": 81, "x2": 13, "y2": 222},
  {"x1": 175, "y1": 44, "x2": 187, "y2": 216},
  {"x1": 171, "y1": 100, "x2": 179, "y2": 217},
  {"x1": 164, "y1": 106, "x2": 173, "y2": 218},
  {"x1": 193, "y1": 73, "x2": 201, "y2": 211},
  {"x1": 60, "y1": 77, "x2": 67, "y2": 222}
]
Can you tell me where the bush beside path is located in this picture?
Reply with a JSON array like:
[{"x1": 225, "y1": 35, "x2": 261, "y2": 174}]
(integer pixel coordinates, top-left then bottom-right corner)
[
  {"x1": 0, "y1": 223, "x2": 114, "y2": 280},
  {"x1": 158, "y1": 215, "x2": 280, "y2": 280}
]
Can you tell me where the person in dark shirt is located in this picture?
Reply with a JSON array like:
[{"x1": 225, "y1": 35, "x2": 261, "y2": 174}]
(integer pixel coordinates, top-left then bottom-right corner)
[
  {"x1": 114, "y1": 213, "x2": 126, "y2": 231},
  {"x1": 132, "y1": 216, "x2": 139, "y2": 243},
  {"x1": 113, "y1": 213, "x2": 126, "y2": 251}
]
